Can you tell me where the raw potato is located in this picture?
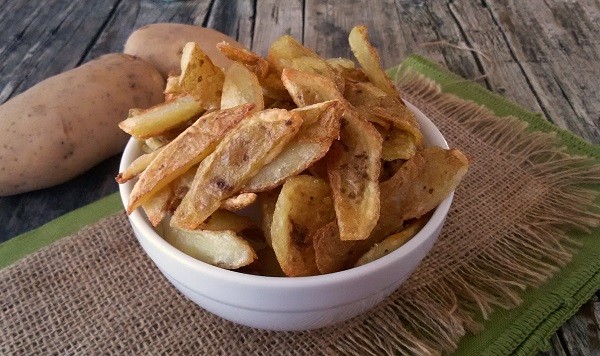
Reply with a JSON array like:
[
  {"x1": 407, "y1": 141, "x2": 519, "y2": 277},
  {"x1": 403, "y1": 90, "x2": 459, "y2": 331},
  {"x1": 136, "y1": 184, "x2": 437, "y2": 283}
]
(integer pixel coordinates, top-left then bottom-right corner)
[
  {"x1": 0, "y1": 54, "x2": 164, "y2": 196},
  {"x1": 124, "y1": 23, "x2": 245, "y2": 77}
]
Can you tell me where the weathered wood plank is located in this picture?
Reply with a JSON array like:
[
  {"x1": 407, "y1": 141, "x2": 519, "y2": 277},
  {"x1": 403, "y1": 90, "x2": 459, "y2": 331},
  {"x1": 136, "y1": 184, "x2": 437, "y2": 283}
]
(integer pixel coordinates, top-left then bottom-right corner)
[
  {"x1": 0, "y1": 0, "x2": 121, "y2": 104},
  {"x1": 444, "y1": 0, "x2": 545, "y2": 115},
  {"x1": 557, "y1": 296, "x2": 600, "y2": 356},
  {"x1": 484, "y1": 0, "x2": 600, "y2": 144},
  {"x1": 206, "y1": 0, "x2": 255, "y2": 49},
  {"x1": 540, "y1": 333, "x2": 569, "y2": 356},
  {"x1": 252, "y1": 0, "x2": 303, "y2": 56}
]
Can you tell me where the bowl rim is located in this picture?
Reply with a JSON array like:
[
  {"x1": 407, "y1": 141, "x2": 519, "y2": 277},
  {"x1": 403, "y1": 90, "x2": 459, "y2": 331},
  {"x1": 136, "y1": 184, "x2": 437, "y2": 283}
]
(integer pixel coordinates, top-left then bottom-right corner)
[{"x1": 119, "y1": 102, "x2": 451, "y2": 289}]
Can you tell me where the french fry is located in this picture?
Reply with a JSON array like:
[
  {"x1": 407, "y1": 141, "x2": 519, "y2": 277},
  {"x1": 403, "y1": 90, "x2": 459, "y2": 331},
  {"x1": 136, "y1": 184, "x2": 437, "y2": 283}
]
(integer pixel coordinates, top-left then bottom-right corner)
[
  {"x1": 171, "y1": 109, "x2": 302, "y2": 229},
  {"x1": 349, "y1": 25, "x2": 400, "y2": 100},
  {"x1": 116, "y1": 146, "x2": 164, "y2": 183},
  {"x1": 175, "y1": 42, "x2": 225, "y2": 110},
  {"x1": 198, "y1": 209, "x2": 256, "y2": 232},
  {"x1": 271, "y1": 175, "x2": 335, "y2": 276},
  {"x1": 354, "y1": 215, "x2": 430, "y2": 267},
  {"x1": 327, "y1": 111, "x2": 382, "y2": 241},
  {"x1": 243, "y1": 100, "x2": 342, "y2": 192},
  {"x1": 142, "y1": 185, "x2": 172, "y2": 227},
  {"x1": 259, "y1": 188, "x2": 280, "y2": 247},
  {"x1": 118, "y1": 95, "x2": 203, "y2": 139},
  {"x1": 221, "y1": 63, "x2": 264, "y2": 111},
  {"x1": 216, "y1": 42, "x2": 269, "y2": 78},
  {"x1": 220, "y1": 193, "x2": 257, "y2": 211},
  {"x1": 281, "y1": 68, "x2": 344, "y2": 107},
  {"x1": 164, "y1": 221, "x2": 257, "y2": 269},
  {"x1": 314, "y1": 146, "x2": 469, "y2": 273},
  {"x1": 127, "y1": 104, "x2": 254, "y2": 213}
]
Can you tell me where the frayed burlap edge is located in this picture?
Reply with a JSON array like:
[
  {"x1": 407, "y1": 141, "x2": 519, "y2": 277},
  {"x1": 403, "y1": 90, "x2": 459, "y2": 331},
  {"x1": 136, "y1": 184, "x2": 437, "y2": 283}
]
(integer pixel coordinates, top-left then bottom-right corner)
[{"x1": 329, "y1": 69, "x2": 600, "y2": 355}]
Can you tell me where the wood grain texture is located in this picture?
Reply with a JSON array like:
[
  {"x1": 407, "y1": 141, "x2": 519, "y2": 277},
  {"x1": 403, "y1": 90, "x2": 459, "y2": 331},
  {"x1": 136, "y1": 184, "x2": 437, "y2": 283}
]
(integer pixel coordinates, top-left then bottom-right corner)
[{"x1": 0, "y1": 1, "x2": 598, "y2": 354}]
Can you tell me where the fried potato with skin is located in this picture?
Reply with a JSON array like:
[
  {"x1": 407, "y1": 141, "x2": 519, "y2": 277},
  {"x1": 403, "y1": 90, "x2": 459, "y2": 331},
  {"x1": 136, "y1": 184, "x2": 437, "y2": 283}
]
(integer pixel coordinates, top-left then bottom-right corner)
[
  {"x1": 172, "y1": 109, "x2": 302, "y2": 229},
  {"x1": 164, "y1": 222, "x2": 257, "y2": 269},
  {"x1": 354, "y1": 214, "x2": 430, "y2": 267},
  {"x1": 142, "y1": 185, "x2": 172, "y2": 227},
  {"x1": 118, "y1": 95, "x2": 204, "y2": 139},
  {"x1": 243, "y1": 100, "x2": 342, "y2": 192},
  {"x1": 281, "y1": 69, "x2": 344, "y2": 107},
  {"x1": 349, "y1": 25, "x2": 400, "y2": 100},
  {"x1": 198, "y1": 209, "x2": 256, "y2": 232},
  {"x1": 327, "y1": 111, "x2": 382, "y2": 241},
  {"x1": 216, "y1": 42, "x2": 269, "y2": 79},
  {"x1": 271, "y1": 175, "x2": 336, "y2": 276},
  {"x1": 220, "y1": 193, "x2": 257, "y2": 211},
  {"x1": 315, "y1": 146, "x2": 469, "y2": 273},
  {"x1": 127, "y1": 104, "x2": 254, "y2": 213},
  {"x1": 259, "y1": 188, "x2": 280, "y2": 247},
  {"x1": 369, "y1": 146, "x2": 469, "y2": 241},
  {"x1": 221, "y1": 63, "x2": 264, "y2": 111},
  {"x1": 172, "y1": 42, "x2": 225, "y2": 110},
  {"x1": 116, "y1": 146, "x2": 164, "y2": 183}
]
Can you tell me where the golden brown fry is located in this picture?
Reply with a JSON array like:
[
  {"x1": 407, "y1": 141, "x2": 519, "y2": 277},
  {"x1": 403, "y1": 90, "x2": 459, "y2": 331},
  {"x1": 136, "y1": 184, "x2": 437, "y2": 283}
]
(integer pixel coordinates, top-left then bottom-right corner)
[
  {"x1": 327, "y1": 111, "x2": 382, "y2": 241},
  {"x1": 221, "y1": 63, "x2": 264, "y2": 111},
  {"x1": 378, "y1": 126, "x2": 418, "y2": 161},
  {"x1": 118, "y1": 95, "x2": 203, "y2": 139},
  {"x1": 127, "y1": 104, "x2": 254, "y2": 213},
  {"x1": 314, "y1": 146, "x2": 469, "y2": 273},
  {"x1": 281, "y1": 68, "x2": 344, "y2": 107},
  {"x1": 348, "y1": 25, "x2": 400, "y2": 100},
  {"x1": 370, "y1": 146, "x2": 469, "y2": 240},
  {"x1": 271, "y1": 175, "x2": 335, "y2": 276},
  {"x1": 176, "y1": 42, "x2": 225, "y2": 110},
  {"x1": 198, "y1": 209, "x2": 256, "y2": 232},
  {"x1": 116, "y1": 146, "x2": 164, "y2": 184},
  {"x1": 171, "y1": 109, "x2": 302, "y2": 229},
  {"x1": 142, "y1": 185, "x2": 172, "y2": 227},
  {"x1": 243, "y1": 100, "x2": 342, "y2": 192},
  {"x1": 259, "y1": 188, "x2": 280, "y2": 247},
  {"x1": 164, "y1": 221, "x2": 257, "y2": 270},
  {"x1": 220, "y1": 193, "x2": 257, "y2": 211},
  {"x1": 354, "y1": 214, "x2": 430, "y2": 267},
  {"x1": 216, "y1": 42, "x2": 269, "y2": 78}
]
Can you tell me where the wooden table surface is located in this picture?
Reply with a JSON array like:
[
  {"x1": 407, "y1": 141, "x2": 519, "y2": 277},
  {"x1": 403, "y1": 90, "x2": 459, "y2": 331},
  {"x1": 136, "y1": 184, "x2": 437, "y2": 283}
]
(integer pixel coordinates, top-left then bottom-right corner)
[{"x1": 1, "y1": 0, "x2": 598, "y2": 354}]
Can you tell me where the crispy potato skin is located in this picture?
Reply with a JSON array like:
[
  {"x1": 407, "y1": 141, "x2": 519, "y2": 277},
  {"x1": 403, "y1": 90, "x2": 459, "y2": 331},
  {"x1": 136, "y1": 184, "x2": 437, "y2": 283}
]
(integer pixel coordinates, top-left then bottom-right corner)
[
  {"x1": 124, "y1": 23, "x2": 245, "y2": 77},
  {"x1": 0, "y1": 54, "x2": 165, "y2": 196}
]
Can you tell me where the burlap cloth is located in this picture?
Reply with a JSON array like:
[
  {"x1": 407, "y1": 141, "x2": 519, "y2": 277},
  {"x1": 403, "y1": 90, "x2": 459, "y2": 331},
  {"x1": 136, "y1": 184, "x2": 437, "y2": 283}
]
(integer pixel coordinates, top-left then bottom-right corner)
[{"x1": 2, "y1": 62, "x2": 599, "y2": 355}]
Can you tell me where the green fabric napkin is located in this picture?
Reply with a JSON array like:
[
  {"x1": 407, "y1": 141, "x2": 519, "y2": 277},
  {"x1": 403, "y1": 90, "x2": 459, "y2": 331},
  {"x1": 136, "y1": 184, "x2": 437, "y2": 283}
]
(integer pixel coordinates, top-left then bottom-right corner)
[{"x1": 1, "y1": 55, "x2": 598, "y2": 355}]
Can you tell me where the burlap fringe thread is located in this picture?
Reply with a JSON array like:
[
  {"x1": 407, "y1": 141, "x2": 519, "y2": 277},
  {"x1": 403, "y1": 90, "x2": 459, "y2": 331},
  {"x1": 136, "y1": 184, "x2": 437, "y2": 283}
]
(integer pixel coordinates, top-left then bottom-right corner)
[{"x1": 330, "y1": 69, "x2": 600, "y2": 355}]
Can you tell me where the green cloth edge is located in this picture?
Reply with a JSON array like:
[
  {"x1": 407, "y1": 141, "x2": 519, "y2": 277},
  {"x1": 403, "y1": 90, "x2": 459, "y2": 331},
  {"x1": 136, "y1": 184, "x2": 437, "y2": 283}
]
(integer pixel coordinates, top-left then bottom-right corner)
[
  {"x1": 391, "y1": 55, "x2": 600, "y2": 356},
  {"x1": 0, "y1": 192, "x2": 123, "y2": 269},
  {"x1": 0, "y1": 55, "x2": 597, "y2": 355}
]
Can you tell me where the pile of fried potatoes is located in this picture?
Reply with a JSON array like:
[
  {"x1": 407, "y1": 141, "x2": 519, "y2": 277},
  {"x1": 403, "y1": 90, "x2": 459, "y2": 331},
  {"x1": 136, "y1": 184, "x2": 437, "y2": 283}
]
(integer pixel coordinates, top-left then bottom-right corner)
[{"x1": 117, "y1": 25, "x2": 469, "y2": 277}]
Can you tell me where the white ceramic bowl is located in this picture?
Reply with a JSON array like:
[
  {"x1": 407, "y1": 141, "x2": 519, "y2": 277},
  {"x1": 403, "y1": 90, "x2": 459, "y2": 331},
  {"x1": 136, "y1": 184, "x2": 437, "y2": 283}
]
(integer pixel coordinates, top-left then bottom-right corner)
[{"x1": 119, "y1": 102, "x2": 452, "y2": 331}]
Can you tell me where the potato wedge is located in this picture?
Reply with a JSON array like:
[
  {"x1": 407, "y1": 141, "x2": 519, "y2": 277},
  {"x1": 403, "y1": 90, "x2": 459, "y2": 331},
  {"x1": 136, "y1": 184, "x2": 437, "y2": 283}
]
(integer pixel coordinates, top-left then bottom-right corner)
[
  {"x1": 268, "y1": 35, "x2": 344, "y2": 92},
  {"x1": 259, "y1": 188, "x2": 280, "y2": 247},
  {"x1": 142, "y1": 185, "x2": 172, "y2": 227},
  {"x1": 172, "y1": 109, "x2": 302, "y2": 229},
  {"x1": 118, "y1": 95, "x2": 203, "y2": 139},
  {"x1": 315, "y1": 146, "x2": 469, "y2": 273},
  {"x1": 221, "y1": 63, "x2": 264, "y2": 111},
  {"x1": 164, "y1": 222, "x2": 257, "y2": 269},
  {"x1": 220, "y1": 193, "x2": 257, "y2": 211},
  {"x1": 216, "y1": 42, "x2": 269, "y2": 79},
  {"x1": 116, "y1": 146, "x2": 164, "y2": 183},
  {"x1": 176, "y1": 42, "x2": 225, "y2": 110},
  {"x1": 348, "y1": 25, "x2": 400, "y2": 100},
  {"x1": 243, "y1": 100, "x2": 342, "y2": 192},
  {"x1": 370, "y1": 146, "x2": 469, "y2": 241},
  {"x1": 354, "y1": 215, "x2": 430, "y2": 267},
  {"x1": 127, "y1": 104, "x2": 254, "y2": 213},
  {"x1": 271, "y1": 175, "x2": 335, "y2": 276},
  {"x1": 281, "y1": 68, "x2": 344, "y2": 107},
  {"x1": 327, "y1": 111, "x2": 382, "y2": 241},
  {"x1": 198, "y1": 209, "x2": 256, "y2": 232}
]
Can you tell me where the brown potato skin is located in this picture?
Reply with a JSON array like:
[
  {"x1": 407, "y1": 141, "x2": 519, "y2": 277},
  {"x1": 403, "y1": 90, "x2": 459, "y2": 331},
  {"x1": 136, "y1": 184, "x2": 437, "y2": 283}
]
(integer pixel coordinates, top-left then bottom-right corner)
[
  {"x1": 0, "y1": 54, "x2": 165, "y2": 196},
  {"x1": 124, "y1": 23, "x2": 244, "y2": 77}
]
